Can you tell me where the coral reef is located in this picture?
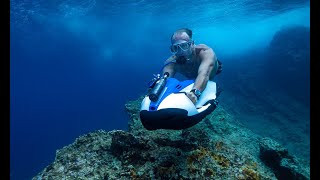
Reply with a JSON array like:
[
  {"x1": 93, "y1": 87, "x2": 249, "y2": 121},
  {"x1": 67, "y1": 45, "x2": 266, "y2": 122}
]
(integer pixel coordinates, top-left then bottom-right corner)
[
  {"x1": 32, "y1": 96, "x2": 309, "y2": 179},
  {"x1": 259, "y1": 137, "x2": 310, "y2": 180},
  {"x1": 217, "y1": 25, "x2": 310, "y2": 162}
]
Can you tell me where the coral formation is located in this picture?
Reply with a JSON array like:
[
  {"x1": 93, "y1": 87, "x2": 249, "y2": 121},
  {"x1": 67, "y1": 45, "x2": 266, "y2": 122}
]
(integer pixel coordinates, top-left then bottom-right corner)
[{"x1": 32, "y1": 96, "x2": 309, "y2": 179}]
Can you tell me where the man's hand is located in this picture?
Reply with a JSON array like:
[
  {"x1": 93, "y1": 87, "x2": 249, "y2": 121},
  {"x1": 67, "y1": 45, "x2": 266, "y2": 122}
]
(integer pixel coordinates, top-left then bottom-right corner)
[{"x1": 186, "y1": 92, "x2": 198, "y2": 105}]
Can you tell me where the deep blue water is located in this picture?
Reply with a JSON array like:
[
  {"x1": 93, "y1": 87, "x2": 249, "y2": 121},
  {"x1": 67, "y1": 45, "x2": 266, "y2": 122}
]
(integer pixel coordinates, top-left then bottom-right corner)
[{"x1": 10, "y1": 0, "x2": 310, "y2": 179}]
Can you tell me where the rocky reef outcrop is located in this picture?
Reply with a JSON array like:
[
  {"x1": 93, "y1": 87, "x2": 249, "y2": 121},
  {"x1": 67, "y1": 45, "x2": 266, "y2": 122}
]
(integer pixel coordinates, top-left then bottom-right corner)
[
  {"x1": 216, "y1": 24, "x2": 310, "y2": 163},
  {"x1": 32, "y1": 96, "x2": 310, "y2": 179},
  {"x1": 266, "y1": 25, "x2": 310, "y2": 105}
]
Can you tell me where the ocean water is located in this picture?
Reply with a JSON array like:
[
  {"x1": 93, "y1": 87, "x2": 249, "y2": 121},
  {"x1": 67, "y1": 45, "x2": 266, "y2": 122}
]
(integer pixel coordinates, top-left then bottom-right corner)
[{"x1": 10, "y1": 0, "x2": 310, "y2": 179}]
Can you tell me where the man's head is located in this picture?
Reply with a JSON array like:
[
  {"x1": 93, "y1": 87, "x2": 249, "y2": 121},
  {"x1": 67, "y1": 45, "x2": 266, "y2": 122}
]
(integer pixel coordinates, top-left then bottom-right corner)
[{"x1": 170, "y1": 28, "x2": 194, "y2": 58}]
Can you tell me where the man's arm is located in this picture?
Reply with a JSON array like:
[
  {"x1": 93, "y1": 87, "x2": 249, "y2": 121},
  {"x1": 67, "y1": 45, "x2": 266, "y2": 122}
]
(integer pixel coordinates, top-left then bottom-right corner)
[
  {"x1": 187, "y1": 47, "x2": 217, "y2": 104},
  {"x1": 162, "y1": 55, "x2": 176, "y2": 78},
  {"x1": 192, "y1": 48, "x2": 217, "y2": 92}
]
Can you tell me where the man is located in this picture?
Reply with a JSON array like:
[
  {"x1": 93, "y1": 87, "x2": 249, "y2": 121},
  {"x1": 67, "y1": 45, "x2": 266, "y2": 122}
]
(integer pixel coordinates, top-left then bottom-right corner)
[{"x1": 162, "y1": 28, "x2": 222, "y2": 104}]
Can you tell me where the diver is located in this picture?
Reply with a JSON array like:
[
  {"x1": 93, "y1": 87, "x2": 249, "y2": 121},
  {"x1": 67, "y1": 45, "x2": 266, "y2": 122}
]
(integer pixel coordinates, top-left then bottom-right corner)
[
  {"x1": 161, "y1": 28, "x2": 222, "y2": 104},
  {"x1": 140, "y1": 28, "x2": 223, "y2": 130}
]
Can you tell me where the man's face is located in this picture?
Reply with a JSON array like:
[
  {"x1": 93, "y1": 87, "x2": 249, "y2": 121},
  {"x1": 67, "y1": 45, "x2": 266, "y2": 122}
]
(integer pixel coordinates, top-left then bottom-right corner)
[{"x1": 171, "y1": 32, "x2": 193, "y2": 57}]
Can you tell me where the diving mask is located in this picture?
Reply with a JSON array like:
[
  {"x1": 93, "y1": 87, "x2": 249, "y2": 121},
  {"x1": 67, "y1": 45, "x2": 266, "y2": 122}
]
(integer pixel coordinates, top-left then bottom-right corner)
[{"x1": 170, "y1": 40, "x2": 194, "y2": 54}]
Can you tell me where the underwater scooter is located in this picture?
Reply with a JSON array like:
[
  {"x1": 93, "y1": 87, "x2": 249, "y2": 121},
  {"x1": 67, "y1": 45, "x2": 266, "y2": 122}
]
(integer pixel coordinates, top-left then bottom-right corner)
[{"x1": 140, "y1": 71, "x2": 220, "y2": 130}]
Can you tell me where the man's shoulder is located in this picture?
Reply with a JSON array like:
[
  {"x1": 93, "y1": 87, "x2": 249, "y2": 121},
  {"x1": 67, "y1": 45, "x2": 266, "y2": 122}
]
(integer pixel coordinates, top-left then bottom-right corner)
[
  {"x1": 195, "y1": 44, "x2": 214, "y2": 54},
  {"x1": 195, "y1": 44, "x2": 215, "y2": 56},
  {"x1": 164, "y1": 55, "x2": 176, "y2": 63},
  {"x1": 195, "y1": 43, "x2": 211, "y2": 49}
]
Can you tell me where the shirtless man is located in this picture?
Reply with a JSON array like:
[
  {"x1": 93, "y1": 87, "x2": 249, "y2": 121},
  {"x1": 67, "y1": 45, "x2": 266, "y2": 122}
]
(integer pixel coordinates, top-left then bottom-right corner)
[{"x1": 162, "y1": 28, "x2": 222, "y2": 104}]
